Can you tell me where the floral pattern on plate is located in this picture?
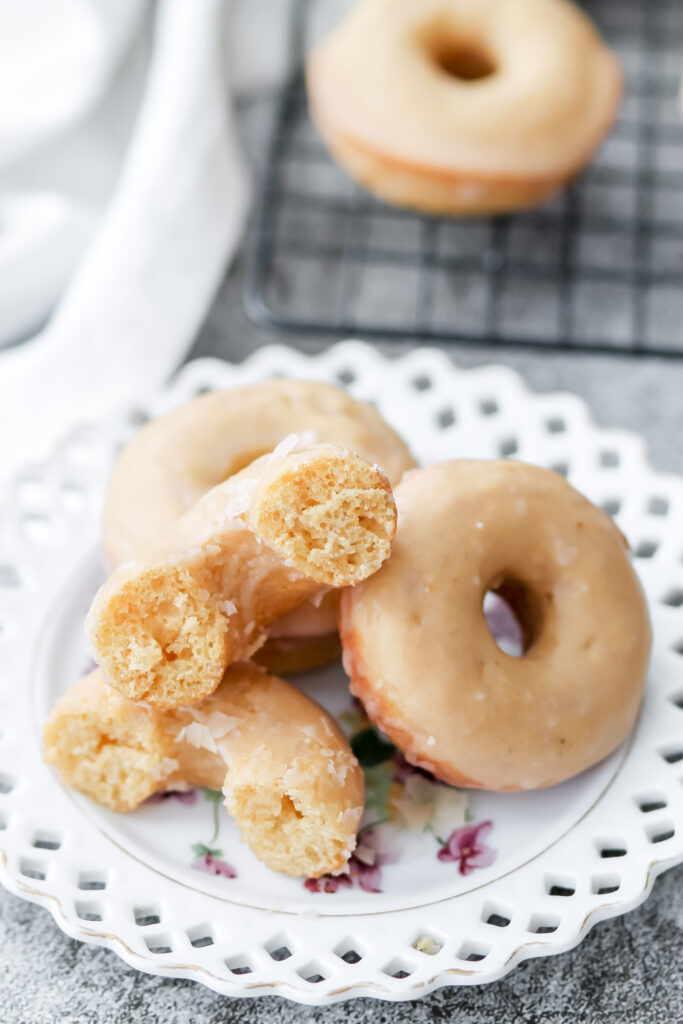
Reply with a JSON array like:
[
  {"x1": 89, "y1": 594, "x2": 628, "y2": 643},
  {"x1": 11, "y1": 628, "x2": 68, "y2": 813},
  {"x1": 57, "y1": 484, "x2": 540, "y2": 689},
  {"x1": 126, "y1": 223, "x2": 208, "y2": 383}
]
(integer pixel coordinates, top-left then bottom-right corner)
[
  {"x1": 303, "y1": 702, "x2": 495, "y2": 893},
  {"x1": 179, "y1": 702, "x2": 496, "y2": 892}
]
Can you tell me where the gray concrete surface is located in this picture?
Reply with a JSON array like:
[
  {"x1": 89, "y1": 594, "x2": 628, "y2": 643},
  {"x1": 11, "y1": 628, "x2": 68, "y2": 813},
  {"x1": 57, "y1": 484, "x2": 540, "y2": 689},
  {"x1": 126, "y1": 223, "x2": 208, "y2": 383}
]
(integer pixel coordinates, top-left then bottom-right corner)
[{"x1": 2, "y1": 94, "x2": 682, "y2": 1023}]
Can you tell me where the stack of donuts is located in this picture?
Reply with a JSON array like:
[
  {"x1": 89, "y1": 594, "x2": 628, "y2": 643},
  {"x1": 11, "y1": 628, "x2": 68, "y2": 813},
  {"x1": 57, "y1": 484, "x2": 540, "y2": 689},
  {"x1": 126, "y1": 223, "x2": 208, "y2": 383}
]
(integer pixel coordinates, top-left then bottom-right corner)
[{"x1": 44, "y1": 379, "x2": 651, "y2": 879}]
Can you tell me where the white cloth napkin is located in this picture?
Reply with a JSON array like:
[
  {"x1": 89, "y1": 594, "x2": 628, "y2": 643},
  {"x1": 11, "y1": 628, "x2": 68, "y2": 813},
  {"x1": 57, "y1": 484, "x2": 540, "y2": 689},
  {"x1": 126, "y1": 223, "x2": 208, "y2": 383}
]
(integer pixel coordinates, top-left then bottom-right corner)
[
  {"x1": 0, "y1": 191, "x2": 97, "y2": 343},
  {"x1": 0, "y1": 0, "x2": 145, "y2": 169},
  {"x1": 0, "y1": 0, "x2": 250, "y2": 493},
  {"x1": 0, "y1": 0, "x2": 148, "y2": 349}
]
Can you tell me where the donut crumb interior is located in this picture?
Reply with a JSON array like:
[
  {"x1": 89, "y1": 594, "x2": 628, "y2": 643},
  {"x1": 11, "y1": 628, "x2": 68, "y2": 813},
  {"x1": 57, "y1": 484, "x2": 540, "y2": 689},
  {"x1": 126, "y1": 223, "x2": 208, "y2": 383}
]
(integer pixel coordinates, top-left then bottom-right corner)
[
  {"x1": 91, "y1": 566, "x2": 228, "y2": 709},
  {"x1": 256, "y1": 453, "x2": 396, "y2": 587},
  {"x1": 43, "y1": 697, "x2": 170, "y2": 811},
  {"x1": 226, "y1": 779, "x2": 353, "y2": 878}
]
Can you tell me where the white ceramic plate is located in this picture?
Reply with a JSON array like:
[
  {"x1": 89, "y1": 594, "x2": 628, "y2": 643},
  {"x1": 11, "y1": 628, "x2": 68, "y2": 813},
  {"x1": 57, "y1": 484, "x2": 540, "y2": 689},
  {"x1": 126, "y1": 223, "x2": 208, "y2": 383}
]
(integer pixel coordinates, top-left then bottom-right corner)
[{"x1": 1, "y1": 341, "x2": 682, "y2": 1004}]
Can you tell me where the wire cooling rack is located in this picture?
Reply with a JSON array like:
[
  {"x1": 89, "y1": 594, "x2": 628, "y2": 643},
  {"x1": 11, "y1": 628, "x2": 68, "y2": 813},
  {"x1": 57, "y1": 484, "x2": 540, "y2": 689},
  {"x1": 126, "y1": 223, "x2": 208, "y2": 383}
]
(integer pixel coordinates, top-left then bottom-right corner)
[{"x1": 244, "y1": 0, "x2": 683, "y2": 357}]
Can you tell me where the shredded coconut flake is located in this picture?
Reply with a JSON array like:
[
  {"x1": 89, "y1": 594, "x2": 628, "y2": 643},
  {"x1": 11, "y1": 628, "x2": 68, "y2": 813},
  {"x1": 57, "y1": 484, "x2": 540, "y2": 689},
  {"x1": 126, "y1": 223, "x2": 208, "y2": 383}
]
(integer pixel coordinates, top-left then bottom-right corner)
[
  {"x1": 342, "y1": 648, "x2": 354, "y2": 677},
  {"x1": 223, "y1": 478, "x2": 257, "y2": 519},
  {"x1": 268, "y1": 433, "x2": 302, "y2": 462},
  {"x1": 150, "y1": 757, "x2": 179, "y2": 781},
  {"x1": 176, "y1": 722, "x2": 219, "y2": 754},
  {"x1": 319, "y1": 717, "x2": 336, "y2": 740},
  {"x1": 310, "y1": 586, "x2": 332, "y2": 608},
  {"x1": 414, "y1": 936, "x2": 442, "y2": 955},
  {"x1": 354, "y1": 843, "x2": 376, "y2": 866},
  {"x1": 206, "y1": 711, "x2": 241, "y2": 739},
  {"x1": 325, "y1": 755, "x2": 349, "y2": 784},
  {"x1": 339, "y1": 806, "x2": 362, "y2": 827}
]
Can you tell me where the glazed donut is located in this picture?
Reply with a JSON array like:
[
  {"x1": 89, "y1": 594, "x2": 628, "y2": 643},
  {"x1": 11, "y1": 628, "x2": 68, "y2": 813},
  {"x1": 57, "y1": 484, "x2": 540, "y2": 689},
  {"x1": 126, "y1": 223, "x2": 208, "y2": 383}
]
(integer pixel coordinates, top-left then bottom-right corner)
[
  {"x1": 307, "y1": 0, "x2": 622, "y2": 215},
  {"x1": 89, "y1": 443, "x2": 397, "y2": 709},
  {"x1": 104, "y1": 379, "x2": 415, "y2": 672},
  {"x1": 43, "y1": 665, "x2": 364, "y2": 878},
  {"x1": 340, "y1": 460, "x2": 651, "y2": 791}
]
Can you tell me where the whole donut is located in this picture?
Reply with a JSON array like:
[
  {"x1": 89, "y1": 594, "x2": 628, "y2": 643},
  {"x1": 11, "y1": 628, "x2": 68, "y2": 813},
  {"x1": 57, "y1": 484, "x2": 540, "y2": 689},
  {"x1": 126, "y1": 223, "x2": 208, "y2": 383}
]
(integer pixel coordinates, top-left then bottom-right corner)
[
  {"x1": 104, "y1": 379, "x2": 415, "y2": 673},
  {"x1": 340, "y1": 460, "x2": 651, "y2": 791},
  {"x1": 307, "y1": 0, "x2": 622, "y2": 215}
]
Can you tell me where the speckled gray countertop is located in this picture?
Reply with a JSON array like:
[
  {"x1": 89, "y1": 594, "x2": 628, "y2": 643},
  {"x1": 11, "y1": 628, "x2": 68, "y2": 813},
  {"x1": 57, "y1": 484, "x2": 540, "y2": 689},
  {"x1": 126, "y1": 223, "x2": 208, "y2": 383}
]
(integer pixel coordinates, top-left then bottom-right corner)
[{"x1": 2, "y1": 94, "x2": 683, "y2": 1022}]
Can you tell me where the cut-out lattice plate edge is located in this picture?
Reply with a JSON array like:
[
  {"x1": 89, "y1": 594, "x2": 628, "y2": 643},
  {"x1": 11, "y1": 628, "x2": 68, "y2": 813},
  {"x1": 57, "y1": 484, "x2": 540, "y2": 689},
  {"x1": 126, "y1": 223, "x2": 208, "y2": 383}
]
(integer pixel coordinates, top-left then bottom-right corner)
[{"x1": 0, "y1": 341, "x2": 682, "y2": 1004}]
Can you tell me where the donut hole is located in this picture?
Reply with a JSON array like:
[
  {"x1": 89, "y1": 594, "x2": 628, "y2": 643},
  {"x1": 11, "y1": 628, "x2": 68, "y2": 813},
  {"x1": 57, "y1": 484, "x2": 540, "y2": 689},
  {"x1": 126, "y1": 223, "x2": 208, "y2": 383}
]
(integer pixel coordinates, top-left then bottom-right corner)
[
  {"x1": 431, "y1": 40, "x2": 497, "y2": 82},
  {"x1": 484, "y1": 578, "x2": 541, "y2": 657}
]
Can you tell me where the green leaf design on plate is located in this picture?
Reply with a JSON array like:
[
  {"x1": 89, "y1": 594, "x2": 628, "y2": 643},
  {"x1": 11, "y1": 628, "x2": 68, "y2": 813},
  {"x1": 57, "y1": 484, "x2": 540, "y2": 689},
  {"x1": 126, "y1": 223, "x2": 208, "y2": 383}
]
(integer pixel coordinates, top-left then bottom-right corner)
[
  {"x1": 351, "y1": 727, "x2": 397, "y2": 768},
  {"x1": 202, "y1": 788, "x2": 223, "y2": 844},
  {"x1": 363, "y1": 762, "x2": 396, "y2": 820},
  {"x1": 202, "y1": 788, "x2": 223, "y2": 804},
  {"x1": 190, "y1": 842, "x2": 223, "y2": 859}
]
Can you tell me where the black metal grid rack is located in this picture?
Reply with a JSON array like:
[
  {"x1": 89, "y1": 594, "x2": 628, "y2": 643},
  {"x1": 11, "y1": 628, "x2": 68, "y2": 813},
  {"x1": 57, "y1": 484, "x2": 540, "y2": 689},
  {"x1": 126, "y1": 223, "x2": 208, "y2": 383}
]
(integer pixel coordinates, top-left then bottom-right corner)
[{"x1": 244, "y1": 0, "x2": 683, "y2": 357}]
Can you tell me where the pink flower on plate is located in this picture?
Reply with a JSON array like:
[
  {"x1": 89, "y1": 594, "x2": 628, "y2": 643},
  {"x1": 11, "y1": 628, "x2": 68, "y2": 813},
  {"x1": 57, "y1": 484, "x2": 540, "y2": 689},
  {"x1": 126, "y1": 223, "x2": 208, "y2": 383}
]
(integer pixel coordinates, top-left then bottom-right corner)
[
  {"x1": 304, "y1": 874, "x2": 353, "y2": 894},
  {"x1": 303, "y1": 825, "x2": 396, "y2": 894},
  {"x1": 437, "y1": 821, "x2": 495, "y2": 875},
  {"x1": 350, "y1": 855, "x2": 382, "y2": 893},
  {"x1": 393, "y1": 751, "x2": 445, "y2": 786},
  {"x1": 191, "y1": 844, "x2": 237, "y2": 879},
  {"x1": 147, "y1": 789, "x2": 198, "y2": 806},
  {"x1": 304, "y1": 857, "x2": 381, "y2": 895},
  {"x1": 484, "y1": 592, "x2": 524, "y2": 656}
]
